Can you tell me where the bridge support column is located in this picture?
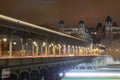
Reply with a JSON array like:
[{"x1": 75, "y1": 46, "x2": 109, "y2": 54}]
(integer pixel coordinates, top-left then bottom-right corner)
[
  {"x1": 63, "y1": 44, "x2": 66, "y2": 55},
  {"x1": 0, "y1": 39, "x2": 1, "y2": 56},
  {"x1": 21, "y1": 38, "x2": 26, "y2": 56},
  {"x1": 30, "y1": 70, "x2": 39, "y2": 80},
  {"x1": 32, "y1": 43, "x2": 34, "y2": 56},
  {"x1": 45, "y1": 41, "x2": 48, "y2": 56},
  {"x1": 58, "y1": 43, "x2": 61, "y2": 55},
  {"x1": 47, "y1": 67, "x2": 61, "y2": 80},
  {"x1": 10, "y1": 74, "x2": 18, "y2": 80},
  {"x1": 78, "y1": 47, "x2": 81, "y2": 55},
  {"x1": 32, "y1": 41, "x2": 39, "y2": 56},
  {"x1": 48, "y1": 43, "x2": 50, "y2": 55},
  {"x1": 40, "y1": 42, "x2": 43, "y2": 55},
  {"x1": 58, "y1": 47, "x2": 60, "y2": 55},
  {"x1": 9, "y1": 35, "x2": 12, "y2": 57},
  {"x1": 19, "y1": 72, "x2": 30, "y2": 80},
  {"x1": 53, "y1": 43, "x2": 56, "y2": 56},
  {"x1": 72, "y1": 45, "x2": 75, "y2": 55},
  {"x1": 70, "y1": 45, "x2": 72, "y2": 55},
  {"x1": 75, "y1": 46, "x2": 78, "y2": 56},
  {"x1": 36, "y1": 42, "x2": 39, "y2": 56},
  {"x1": 67, "y1": 45, "x2": 70, "y2": 55}
]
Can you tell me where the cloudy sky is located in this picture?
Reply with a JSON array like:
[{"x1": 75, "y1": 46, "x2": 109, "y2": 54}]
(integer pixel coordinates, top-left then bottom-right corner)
[{"x1": 0, "y1": 0, "x2": 120, "y2": 27}]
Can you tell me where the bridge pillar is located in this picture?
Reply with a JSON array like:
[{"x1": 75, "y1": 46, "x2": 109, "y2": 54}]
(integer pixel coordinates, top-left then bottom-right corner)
[
  {"x1": 41, "y1": 41, "x2": 48, "y2": 56},
  {"x1": 75, "y1": 46, "x2": 77, "y2": 56},
  {"x1": 9, "y1": 74, "x2": 18, "y2": 80},
  {"x1": 72, "y1": 45, "x2": 75, "y2": 55},
  {"x1": 53, "y1": 43, "x2": 56, "y2": 56},
  {"x1": 63, "y1": 44, "x2": 67, "y2": 55},
  {"x1": 9, "y1": 34, "x2": 13, "y2": 57},
  {"x1": 0, "y1": 38, "x2": 1, "y2": 56},
  {"x1": 40, "y1": 68, "x2": 47, "y2": 80},
  {"x1": 32, "y1": 41, "x2": 39, "y2": 56},
  {"x1": 19, "y1": 72, "x2": 29, "y2": 80},
  {"x1": 47, "y1": 66, "x2": 61, "y2": 80},
  {"x1": 30, "y1": 70, "x2": 39, "y2": 80},
  {"x1": 67, "y1": 45, "x2": 70, "y2": 55},
  {"x1": 40, "y1": 42, "x2": 43, "y2": 55},
  {"x1": 36, "y1": 42, "x2": 39, "y2": 56},
  {"x1": 58, "y1": 43, "x2": 62, "y2": 55},
  {"x1": 42, "y1": 41, "x2": 48, "y2": 56},
  {"x1": 21, "y1": 38, "x2": 27, "y2": 56}
]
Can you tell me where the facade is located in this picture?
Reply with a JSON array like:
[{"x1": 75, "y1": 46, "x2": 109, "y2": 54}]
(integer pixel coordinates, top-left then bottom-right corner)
[
  {"x1": 58, "y1": 16, "x2": 120, "y2": 58},
  {"x1": 59, "y1": 20, "x2": 93, "y2": 42}
]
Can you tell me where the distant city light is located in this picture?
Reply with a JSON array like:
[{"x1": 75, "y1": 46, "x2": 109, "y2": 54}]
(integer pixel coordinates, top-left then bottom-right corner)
[
  {"x1": 64, "y1": 72, "x2": 120, "y2": 78},
  {"x1": 59, "y1": 73, "x2": 64, "y2": 77}
]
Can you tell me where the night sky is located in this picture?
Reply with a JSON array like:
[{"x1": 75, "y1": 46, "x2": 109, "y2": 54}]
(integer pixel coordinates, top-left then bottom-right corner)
[{"x1": 0, "y1": 0, "x2": 120, "y2": 28}]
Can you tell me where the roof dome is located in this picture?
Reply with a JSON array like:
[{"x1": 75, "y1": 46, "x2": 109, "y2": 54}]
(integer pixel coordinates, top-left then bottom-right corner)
[
  {"x1": 79, "y1": 20, "x2": 84, "y2": 24},
  {"x1": 96, "y1": 22, "x2": 103, "y2": 29},
  {"x1": 113, "y1": 22, "x2": 118, "y2": 27},
  {"x1": 59, "y1": 20, "x2": 64, "y2": 24},
  {"x1": 105, "y1": 16, "x2": 112, "y2": 22}
]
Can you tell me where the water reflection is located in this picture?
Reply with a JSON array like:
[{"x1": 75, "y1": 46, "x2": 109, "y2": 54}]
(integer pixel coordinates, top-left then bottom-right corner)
[{"x1": 61, "y1": 55, "x2": 120, "y2": 80}]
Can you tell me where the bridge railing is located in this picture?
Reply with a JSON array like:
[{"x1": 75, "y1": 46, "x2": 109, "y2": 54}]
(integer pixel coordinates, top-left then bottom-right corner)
[
  {"x1": 0, "y1": 56, "x2": 95, "y2": 68},
  {"x1": 0, "y1": 56, "x2": 80, "y2": 68}
]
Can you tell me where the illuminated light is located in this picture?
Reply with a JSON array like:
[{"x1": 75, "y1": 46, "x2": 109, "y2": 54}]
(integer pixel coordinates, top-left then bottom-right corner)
[
  {"x1": 55, "y1": 45, "x2": 57, "y2": 48},
  {"x1": 51, "y1": 43, "x2": 54, "y2": 46},
  {"x1": 64, "y1": 72, "x2": 120, "y2": 78},
  {"x1": 58, "y1": 44, "x2": 61, "y2": 47},
  {"x1": 20, "y1": 39, "x2": 23, "y2": 40},
  {"x1": 33, "y1": 41, "x2": 37, "y2": 46},
  {"x1": 72, "y1": 46, "x2": 74, "y2": 48},
  {"x1": 69, "y1": 54, "x2": 74, "y2": 56},
  {"x1": 49, "y1": 45, "x2": 51, "y2": 47},
  {"x1": 33, "y1": 41, "x2": 36, "y2": 44},
  {"x1": 13, "y1": 42, "x2": 16, "y2": 45},
  {"x1": 57, "y1": 47, "x2": 59, "y2": 49},
  {"x1": 26, "y1": 43, "x2": 28, "y2": 46},
  {"x1": 43, "y1": 42, "x2": 46, "y2": 47},
  {"x1": 3, "y1": 38, "x2": 7, "y2": 42},
  {"x1": 68, "y1": 45, "x2": 70, "y2": 48},
  {"x1": 59, "y1": 73, "x2": 64, "y2": 77},
  {"x1": 63, "y1": 45, "x2": 65, "y2": 47},
  {"x1": 94, "y1": 32, "x2": 97, "y2": 34},
  {"x1": 20, "y1": 39, "x2": 23, "y2": 42},
  {"x1": 75, "y1": 46, "x2": 77, "y2": 48},
  {"x1": 28, "y1": 38, "x2": 31, "y2": 40},
  {"x1": 59, "y1": 46, "x2": 62, "y2": 49},
  {"x1": 116, "y1": 49, "x2": 119, "y2": 52}
]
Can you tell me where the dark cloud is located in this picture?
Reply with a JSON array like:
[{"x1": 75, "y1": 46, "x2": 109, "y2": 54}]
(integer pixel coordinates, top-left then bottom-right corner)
[{"x1": 0, "y1": 0, "x2": 120, "y2": 27}]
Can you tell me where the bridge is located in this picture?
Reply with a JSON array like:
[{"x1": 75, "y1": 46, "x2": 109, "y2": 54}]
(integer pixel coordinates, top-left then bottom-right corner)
[{"x1": 0, "y1": 15, "x2": 98, "y2": 80}]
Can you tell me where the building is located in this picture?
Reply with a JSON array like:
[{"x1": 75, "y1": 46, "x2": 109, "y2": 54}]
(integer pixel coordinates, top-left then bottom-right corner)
[
  {"x1": 88, "y1": 16, "x2": 120, "y2": 59},
  {"x1": 58, "y1": 16, "x2": 120, "y2": 58},
  {"x1": 59, "y1": 20, "x2": 93, "y2": 42}
]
